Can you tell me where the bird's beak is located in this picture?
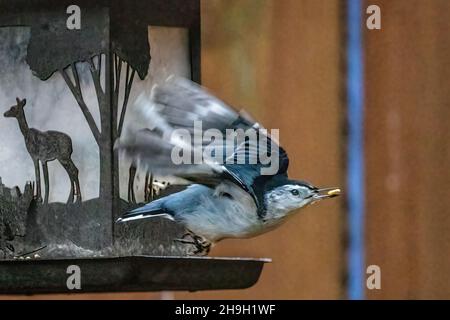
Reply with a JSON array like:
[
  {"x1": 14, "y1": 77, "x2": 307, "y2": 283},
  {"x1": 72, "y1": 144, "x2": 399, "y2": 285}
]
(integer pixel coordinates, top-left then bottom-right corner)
[{"x1": 312, "y1": 187, "x2": 341, "y2": 201}]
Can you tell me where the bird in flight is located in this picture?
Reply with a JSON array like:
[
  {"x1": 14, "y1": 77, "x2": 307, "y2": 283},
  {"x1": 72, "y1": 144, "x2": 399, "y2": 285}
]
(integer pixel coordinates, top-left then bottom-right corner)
[{"x1": 115, "y1": 77, "x2": 340, "y2": 255}]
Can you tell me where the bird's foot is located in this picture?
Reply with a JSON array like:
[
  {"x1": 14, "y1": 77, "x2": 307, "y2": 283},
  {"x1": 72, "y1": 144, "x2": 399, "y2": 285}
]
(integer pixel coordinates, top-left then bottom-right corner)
[
  {"x1": 174, "y1": 232, "x2": 196, "y2": 243},
  {"x1": 192, "y1": 240, "x2": 211, "y2": 256},
  {"x1": 174, "y1": 233, "x2": 211, "y2": 256}
]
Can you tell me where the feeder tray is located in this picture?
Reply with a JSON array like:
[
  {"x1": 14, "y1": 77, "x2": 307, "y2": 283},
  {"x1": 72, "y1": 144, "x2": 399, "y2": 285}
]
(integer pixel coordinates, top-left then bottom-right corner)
[{"x1": 0, "y1": 256, "x2": 269, "y2": 294}]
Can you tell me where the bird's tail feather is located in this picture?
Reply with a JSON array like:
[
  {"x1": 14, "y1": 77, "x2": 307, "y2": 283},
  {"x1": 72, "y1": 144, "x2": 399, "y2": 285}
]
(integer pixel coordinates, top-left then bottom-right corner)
[{"x1": 116, "y1": 204, "x2": 174, "y2": 223}]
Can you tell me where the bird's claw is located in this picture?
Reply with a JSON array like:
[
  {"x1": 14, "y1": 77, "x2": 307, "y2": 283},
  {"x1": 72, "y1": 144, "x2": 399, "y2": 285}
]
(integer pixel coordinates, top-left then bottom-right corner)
[
  {"x1": 174, "y1": 233, "x2": 211, "y2": 256},
  {"x1": 174, "y1": 238, "x2": 195, "y2": 245}
]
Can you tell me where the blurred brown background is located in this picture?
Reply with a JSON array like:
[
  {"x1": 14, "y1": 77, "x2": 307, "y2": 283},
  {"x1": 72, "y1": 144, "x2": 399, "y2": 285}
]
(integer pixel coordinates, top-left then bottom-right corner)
[
  {"x1": 2, "y1": 0, "x2": 450, "y2": 299},
  {"x1": 364, "y1": 0, "x2": 450, "y2": 299}
]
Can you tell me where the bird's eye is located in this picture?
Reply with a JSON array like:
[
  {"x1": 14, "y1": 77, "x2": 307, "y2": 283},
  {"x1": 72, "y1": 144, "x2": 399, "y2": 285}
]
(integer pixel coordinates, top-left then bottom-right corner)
[{"x1": 291, "y1": 189, "x2": 300, "y2": 196}]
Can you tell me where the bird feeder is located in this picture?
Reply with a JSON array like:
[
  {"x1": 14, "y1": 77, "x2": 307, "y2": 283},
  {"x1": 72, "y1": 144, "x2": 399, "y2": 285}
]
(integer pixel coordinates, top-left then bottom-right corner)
[{"x1": 0, "y1": 0, "x2": 268, "y2": 294}]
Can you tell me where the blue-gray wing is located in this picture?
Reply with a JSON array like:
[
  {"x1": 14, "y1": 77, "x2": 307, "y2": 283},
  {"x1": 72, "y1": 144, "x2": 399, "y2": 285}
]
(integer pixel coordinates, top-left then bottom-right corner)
[{"x1": 115, "y1": 77, "x2": 289, "y2": 210}]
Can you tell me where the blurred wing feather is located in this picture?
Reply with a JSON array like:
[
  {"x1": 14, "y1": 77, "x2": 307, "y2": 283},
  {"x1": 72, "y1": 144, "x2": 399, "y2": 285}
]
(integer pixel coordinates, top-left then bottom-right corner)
[{"x1": 115, "y1": 77, "x2": 290, "y2": 208}]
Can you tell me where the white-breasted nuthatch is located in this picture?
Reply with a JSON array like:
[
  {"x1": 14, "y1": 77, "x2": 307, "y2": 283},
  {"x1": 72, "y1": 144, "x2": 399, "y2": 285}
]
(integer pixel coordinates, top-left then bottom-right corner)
[{"x1": 115, "y1": 77, "x2": 340, "y2": 255}]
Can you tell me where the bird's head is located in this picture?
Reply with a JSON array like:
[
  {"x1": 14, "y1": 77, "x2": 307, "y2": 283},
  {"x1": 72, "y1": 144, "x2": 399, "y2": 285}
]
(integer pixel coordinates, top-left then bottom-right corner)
[{"x1": 265, "y1": 180, "x2": 341, "y2": 217}]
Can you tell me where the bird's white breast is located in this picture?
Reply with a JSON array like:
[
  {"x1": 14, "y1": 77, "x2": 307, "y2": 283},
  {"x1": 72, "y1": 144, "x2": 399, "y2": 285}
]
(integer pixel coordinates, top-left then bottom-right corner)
[{"x1": 178, "y1": 182, "x2": 288, "y2": 242}]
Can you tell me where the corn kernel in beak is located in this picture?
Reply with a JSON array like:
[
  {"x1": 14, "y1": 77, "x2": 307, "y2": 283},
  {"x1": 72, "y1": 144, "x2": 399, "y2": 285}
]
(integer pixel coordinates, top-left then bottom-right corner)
[{"x1": 327, "y1": 188, "x2": 341, "y2": 197}]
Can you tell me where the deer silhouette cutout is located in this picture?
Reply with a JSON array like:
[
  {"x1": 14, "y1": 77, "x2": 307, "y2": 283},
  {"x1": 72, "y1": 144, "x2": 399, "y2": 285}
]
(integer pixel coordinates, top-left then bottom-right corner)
[{"x1": 3, "y1": 98, "x2": 81, "y2": 204}]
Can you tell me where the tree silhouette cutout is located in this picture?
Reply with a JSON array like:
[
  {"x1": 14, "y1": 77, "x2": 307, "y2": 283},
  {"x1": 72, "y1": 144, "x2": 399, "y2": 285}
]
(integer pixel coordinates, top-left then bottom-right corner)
[{"x1": 25, "y1": 6, "x2": 150, "y2": 203}]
